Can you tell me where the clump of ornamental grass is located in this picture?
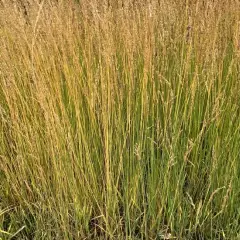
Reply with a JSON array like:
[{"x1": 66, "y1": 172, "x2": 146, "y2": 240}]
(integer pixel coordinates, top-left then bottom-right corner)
[{"x1": 0, "y1": 0, "x2": 240, "y2": 239}]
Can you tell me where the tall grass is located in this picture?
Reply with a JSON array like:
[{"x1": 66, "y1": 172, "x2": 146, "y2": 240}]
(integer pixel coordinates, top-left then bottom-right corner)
[{"x1": 0, "y1": 0, "x2": 240, "y2": 239}]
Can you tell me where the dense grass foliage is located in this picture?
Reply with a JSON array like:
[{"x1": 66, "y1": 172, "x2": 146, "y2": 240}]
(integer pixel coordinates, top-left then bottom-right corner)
[{"x1": 0, "y1": 1, "x2": 240, "y2": 239}]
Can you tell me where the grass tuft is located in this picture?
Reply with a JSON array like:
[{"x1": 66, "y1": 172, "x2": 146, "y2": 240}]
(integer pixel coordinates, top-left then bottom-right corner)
[{"x1": 0, "y1": 0, "x2": 240, "y2": 239}]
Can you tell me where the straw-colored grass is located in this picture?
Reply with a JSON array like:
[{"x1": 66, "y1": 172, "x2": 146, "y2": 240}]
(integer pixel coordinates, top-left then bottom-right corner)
[{"x1": 0, "y1": 0, "x2": 240, "y2": 239}]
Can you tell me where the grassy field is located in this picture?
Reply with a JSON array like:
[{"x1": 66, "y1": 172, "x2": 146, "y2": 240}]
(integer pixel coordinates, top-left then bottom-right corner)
[{"x1": 0, "y1": 0, "x2": 240, "y2": 239}]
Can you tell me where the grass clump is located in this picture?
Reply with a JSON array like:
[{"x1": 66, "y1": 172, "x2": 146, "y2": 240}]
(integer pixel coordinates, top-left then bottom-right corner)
[{"x1": 0, "y1": 0, "x2": 240, "y2": 239}]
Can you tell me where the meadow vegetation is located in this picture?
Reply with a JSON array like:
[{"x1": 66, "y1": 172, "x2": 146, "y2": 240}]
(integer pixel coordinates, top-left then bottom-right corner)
[{"x1": 0, "y1": 0, "x2": 240, "y2": 239}]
